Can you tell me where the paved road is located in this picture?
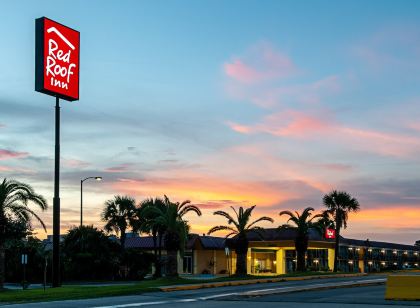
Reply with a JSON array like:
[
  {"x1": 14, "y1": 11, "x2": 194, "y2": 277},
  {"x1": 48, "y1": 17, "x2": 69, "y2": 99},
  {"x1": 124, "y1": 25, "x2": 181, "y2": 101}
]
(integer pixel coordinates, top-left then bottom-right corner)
[{"x1": 2, "y1": 275, "x2": 417, "y2": 308}]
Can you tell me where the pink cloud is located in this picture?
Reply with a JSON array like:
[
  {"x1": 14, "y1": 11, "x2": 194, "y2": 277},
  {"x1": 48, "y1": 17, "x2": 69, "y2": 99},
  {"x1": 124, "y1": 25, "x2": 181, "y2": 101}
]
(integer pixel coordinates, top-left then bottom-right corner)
[
  {"x1": 320, "y1": 163, "x2": 353, "y2": 172},
  {"x1": 0, "y1": 149, "x2": 28, "y2": 161},
  {"x1": 104, "y1": 163, "x2": 133, "y2": 173},
  {"x1": 228, "y1": 110, "x2": 332, "y2": 138},
  {"x1": 228, "y1": 109, "x2": 420, "y2": 158},
  {"x1": 0, "y1": 166, "x2": 13, "y2": 172},
  {"x1": 352, "y1": 26, "x2": 420, "y2": 70},
  {"x1": 224, "y1": 44, "x2": 297, "y2": 84},
  {"x1": 63, "y1": 159, "x2": 90, "y2": 168},
  {"x1": 226, "y1": 74, "x2": 340, "y2": 109}
]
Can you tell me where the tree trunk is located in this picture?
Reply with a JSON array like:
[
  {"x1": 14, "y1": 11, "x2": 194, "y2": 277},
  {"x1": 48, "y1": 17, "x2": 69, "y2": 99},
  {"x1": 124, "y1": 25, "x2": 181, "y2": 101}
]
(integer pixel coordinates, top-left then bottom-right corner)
[
  {"x1": 154, "y1": 232, "x2": 163, "y2": 278},
  {"x1": 235, "y1": 235, "x2": 248, "y2": 276},
  {"x1": 235, "y1": 252, "x2": 247, "y2": 276},
  {"x1": 295, "y1": 235, "x2": 308, "y2": 272},
  {"x1": 166, "y1": 249, "x2": 178, "y2": 278},
  {"x1": 333, "y1": 227, "x2": 341, "y2": 272},
  {"x1": 120, "y1": 230, "x2": 126, "y2": 253},
  {"x1": 152, "y1": 231, "x2": 159, "y2": 278},
  {"x1": 0, "y1": 240, "x2": 4, "y2": 289}
]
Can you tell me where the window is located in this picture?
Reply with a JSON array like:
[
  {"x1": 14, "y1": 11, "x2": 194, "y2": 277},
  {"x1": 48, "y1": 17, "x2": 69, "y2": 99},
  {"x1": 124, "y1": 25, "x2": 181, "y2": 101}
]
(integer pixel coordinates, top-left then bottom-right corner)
[{"x1": 183, "y1": 255, "x2": 192, "y2": 274}]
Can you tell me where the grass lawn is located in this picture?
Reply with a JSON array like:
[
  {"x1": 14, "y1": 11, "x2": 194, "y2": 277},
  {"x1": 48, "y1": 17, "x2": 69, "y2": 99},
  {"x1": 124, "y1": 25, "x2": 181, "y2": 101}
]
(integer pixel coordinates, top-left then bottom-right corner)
[{"x1": 0, "y1": 271, "x2": 355, "y2": 304}]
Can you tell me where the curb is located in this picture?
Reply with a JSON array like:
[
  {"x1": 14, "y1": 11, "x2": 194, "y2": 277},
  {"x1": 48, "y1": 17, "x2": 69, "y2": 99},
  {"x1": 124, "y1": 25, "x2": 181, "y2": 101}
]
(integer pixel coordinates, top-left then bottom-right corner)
[{"x1": 159, "y1": 273, "x2": 367, "y2": 292}]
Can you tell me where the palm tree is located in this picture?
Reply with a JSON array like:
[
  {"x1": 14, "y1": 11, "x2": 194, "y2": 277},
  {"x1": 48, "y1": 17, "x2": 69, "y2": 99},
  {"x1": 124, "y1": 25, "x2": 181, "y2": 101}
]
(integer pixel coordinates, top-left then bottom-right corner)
[
  {"x1": 0, "y1": 178, "x2": 48, "y2": 288},
  {"x1": 208, "y1": 205, "x2": 273, "y2": 276},
  {"x1": 102, "y1": 195, "x2": 137, "y2": 251},
  {"x1": 142, "y1": 196, "x2": 201, "y2": 277},
  {"x1": 138, "y1": 197, "x2": 166, "y2": 278},
  {"x1": 279, "y1": 207, "x2": 323, "y2": 272},
  {"x1": 323, "y1": 190, "x2": 360, "y2": 272}
]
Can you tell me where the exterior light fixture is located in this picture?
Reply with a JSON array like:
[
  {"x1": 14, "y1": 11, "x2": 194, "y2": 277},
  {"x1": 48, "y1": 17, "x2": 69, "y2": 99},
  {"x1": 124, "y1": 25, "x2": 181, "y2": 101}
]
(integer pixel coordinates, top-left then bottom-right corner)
[
  {"x1": 414, "y1": 252, "x2": 418, "y2": 256},
  {"x1": 381, "y1": 249, "x2": 385, "y2": 253},
  {"x1": 415, "y1": 263, "x2": 418, "y2": 267},
  {"x1": 356, "y1": 248, "x2": 360, "y2": 251},
  {"x1": 348, "y1": 261, "x2": 353, "y2": 264},
  {"x1": 368, "y1": 248, "x2": 372, "y2": 252},
  {"x1": 80, "y1": 176, "x2": 103, "y2": 227},
  {"x1": 393, "y1": 250, "x2": 397, "y2": 254},
  {"x1": 404, "y1": 251, "x2": 408, "y2": 255},
  {"x1": 381, "y1": 262, "x2": 386, "y2": 266},
  {"x1": 368, "y1": 261, "x2": 373, "y2": 265},
  {"x1": 348, "y1": 247, "x2": 353, "y2": 250},
  {"x1": 393, "y1": 262, "x2": 397, "y2": 265}
]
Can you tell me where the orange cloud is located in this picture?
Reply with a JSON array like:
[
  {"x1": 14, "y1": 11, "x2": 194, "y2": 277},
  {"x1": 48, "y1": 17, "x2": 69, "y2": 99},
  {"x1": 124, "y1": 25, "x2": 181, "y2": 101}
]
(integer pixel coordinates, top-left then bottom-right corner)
[{"x1": 112, "y1": 176, "x2": 296, "y2": 208}]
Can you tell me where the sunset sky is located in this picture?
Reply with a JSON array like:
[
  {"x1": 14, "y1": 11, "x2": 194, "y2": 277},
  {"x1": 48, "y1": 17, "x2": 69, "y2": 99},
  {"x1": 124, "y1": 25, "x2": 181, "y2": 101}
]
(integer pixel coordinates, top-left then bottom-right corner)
[{"x1": 1, "y1": 0, "x2": 420, "y2": 244}]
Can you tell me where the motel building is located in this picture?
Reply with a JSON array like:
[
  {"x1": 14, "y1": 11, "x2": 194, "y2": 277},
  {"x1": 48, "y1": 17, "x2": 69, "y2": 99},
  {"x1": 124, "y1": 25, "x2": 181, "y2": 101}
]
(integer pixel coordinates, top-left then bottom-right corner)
[{"x1": 125, "y1": 228, "x2": 420, "y2": 276}]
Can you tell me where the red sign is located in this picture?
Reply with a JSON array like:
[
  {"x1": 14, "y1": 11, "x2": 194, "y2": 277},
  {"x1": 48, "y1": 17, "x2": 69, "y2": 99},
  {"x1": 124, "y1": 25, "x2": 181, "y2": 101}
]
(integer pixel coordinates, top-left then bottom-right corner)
[
  {"x1": 325, "y1": 228, "x2": 336, "y2": 239},
  {"x1": 35, "y1": 17, "x2": 80, "y2": 101}
]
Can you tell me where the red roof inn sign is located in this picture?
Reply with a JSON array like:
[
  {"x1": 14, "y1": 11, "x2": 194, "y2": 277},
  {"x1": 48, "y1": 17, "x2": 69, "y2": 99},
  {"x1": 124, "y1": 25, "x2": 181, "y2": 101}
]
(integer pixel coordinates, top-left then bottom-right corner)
[
  {"x1": 35, "y1": 17, "x2": 80, "y2": 101},
  {"x1": 325, "y1": 228, "x2": 336, "y2": 239}
]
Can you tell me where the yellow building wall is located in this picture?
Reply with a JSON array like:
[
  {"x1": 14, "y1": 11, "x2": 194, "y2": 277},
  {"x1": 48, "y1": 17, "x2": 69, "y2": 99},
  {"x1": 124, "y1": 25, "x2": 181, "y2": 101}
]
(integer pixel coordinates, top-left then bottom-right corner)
[
  {"x1": 276, "y1": 249, "x2": 285, "y2": 274},
  {"x1": 193, "y1": 250, "x2": 227, "y2": 274},
  {"x1": 328, "y1": 248, "x2": 335, "y2": 271}
]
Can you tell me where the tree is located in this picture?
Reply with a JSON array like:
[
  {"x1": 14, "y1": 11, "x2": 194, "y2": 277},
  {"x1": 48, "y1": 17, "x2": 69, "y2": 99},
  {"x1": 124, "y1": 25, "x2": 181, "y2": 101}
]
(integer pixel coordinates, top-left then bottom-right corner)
[
  {"x1": 102, "y1": 195, "x2": 137, "y2": 251},
  {"x1": 142, "y1": 196, "x2": 201, "y2": 277},
  {"x1": 323, "y1": 190, "x2": 360, "y2": 272},
  {"x1": 138, "y1": 197, "x2": 166, "y2": 278},
  {"x1": 62, "y1": 225, "x2": 120, "y2": 280},
  {"x1": 0, "y1": 178, "x2": 47, "y2": 288},
  {"x1": 279, "y1": 207, "x2": 323, "y2": 272},
  {"x1": 208, "y1": 205, "x2": 273, "y2": 276}
]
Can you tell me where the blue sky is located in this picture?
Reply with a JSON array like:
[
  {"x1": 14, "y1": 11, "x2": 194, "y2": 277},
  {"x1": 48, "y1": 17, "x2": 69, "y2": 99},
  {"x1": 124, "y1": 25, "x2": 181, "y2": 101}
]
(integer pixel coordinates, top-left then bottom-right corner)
[{"x1": 1, "y1": 0, "x2": 420, "y2": 244}]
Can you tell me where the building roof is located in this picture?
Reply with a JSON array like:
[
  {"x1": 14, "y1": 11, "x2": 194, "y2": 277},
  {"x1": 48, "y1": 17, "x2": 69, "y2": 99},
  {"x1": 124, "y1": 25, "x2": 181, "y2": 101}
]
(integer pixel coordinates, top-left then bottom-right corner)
[
  {"x1": 195, "y1": 235, "x2": 226, "y2": 249},
  {"x1": 243, "y1": 228, "x2": 333, "y2": 242},
  {"x1": 340, "y1": 237, "x2": 420, "y2": 251},
  {"x1": 124, "y1": 229, "x2": 420, "y2": 252},
  {"x1": 125, "y1": 236, "x2": 163, "y2": 249},
  {"x1": 124, "y1": 234, "x2": 225, "y2": 250}
]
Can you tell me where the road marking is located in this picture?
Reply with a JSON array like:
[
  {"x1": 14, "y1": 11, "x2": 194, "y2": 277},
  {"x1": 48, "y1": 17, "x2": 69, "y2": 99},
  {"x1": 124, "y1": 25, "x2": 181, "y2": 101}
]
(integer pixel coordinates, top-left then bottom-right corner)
[
  {"x1": 92, "y1": 301, "x2": 170, "y2": 308},
  {"x1": 92, "y1": 278, "x2": 386, "y2": 307},
  {"x1": 198, "y1": 292, "x2": 238, "y2": 300},
  {"x1": 240, "y1": 278, "x2": 386, "y2": 296}
]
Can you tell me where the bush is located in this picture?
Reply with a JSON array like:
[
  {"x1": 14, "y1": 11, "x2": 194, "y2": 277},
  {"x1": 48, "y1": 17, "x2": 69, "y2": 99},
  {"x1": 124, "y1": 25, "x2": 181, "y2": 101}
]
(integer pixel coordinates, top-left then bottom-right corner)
[
  {"x1": 62, "y1": 225, "x2": 120, "y2": 281},
  {"x1": 122, "y1": 249, "x2": 154, "y2": 280}
]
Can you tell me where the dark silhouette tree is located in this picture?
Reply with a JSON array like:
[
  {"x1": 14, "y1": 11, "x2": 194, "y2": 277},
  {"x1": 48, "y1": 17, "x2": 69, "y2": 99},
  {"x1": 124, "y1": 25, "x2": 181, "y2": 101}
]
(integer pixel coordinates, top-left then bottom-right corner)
[
  {"x1": 0, "y1": 178, "x2": 47, "y2": 288},
  {"x1": 323, "y1": 190, "x2": 360, "y2": 272},
  {"x1": 142, "y1": 196, "x2": 201, "y2": 277},
  {"x1": 279, "y1": 207, "x2": 323, "y2": 271},
  {"x1": 137, "y1": 197, "x2": 166, "y2": 278},
  {"x1": 102, "y1": 195, "x2": 137, "y2": 251},
  {"x1": 208, "y1": 205, "x2": 273, "y2": 276}
]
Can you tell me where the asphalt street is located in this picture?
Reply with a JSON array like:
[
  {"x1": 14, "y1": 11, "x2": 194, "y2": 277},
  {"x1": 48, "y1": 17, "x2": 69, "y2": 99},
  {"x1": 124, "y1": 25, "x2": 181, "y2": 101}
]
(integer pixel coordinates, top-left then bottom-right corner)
[{"x1": 3, "y1": 275, "x2": 419, "y2": 308}]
